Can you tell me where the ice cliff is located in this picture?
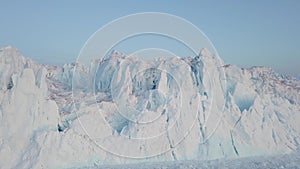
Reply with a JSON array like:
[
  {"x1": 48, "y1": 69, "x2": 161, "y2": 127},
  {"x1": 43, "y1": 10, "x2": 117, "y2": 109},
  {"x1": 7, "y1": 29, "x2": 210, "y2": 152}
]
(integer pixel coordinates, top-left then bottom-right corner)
[{"x1": 0, "y1": 46, "x2": 299, "y2": 168}]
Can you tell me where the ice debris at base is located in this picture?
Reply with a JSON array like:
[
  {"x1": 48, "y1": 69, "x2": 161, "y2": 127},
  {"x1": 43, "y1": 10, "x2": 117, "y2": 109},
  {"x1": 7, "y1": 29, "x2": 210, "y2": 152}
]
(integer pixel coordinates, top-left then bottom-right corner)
[{"x1": 0, "y1": 46, "x2": 299, "y2": 168}]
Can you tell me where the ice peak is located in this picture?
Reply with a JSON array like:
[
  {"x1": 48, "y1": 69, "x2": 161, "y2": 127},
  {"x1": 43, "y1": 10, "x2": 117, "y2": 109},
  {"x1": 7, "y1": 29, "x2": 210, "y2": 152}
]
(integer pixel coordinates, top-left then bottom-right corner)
[
  {"x1": 109, "y1": 49, "x2": 125, "y2": 59},
  {"x1": 199, "y1": 48, "x2": 212, "y2": 57},
  {"x1": 0, "y1": 45, "x2": 27, "y2": 67},
  {"x1": 0, "y1": 45, "x2": 19, "y2": 51},
  {"x1": 0, "y1": 45, "x2": 22, "y2": 56},
  {"x1": 111, "y1": 49, "x2": 119, "y2": 55}
]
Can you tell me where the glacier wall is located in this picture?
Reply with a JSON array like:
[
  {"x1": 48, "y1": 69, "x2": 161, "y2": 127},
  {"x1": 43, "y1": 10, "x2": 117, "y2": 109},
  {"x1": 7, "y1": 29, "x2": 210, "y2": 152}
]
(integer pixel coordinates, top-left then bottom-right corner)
[{"x1": 0, "y1": 46, "x2": 299, "y2": 168}]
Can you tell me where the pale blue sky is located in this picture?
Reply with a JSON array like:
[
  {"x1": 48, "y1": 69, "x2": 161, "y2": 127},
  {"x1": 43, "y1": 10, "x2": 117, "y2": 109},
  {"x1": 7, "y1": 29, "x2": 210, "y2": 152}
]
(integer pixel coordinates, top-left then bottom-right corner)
[{"x1": 0, "y1": 0, "x2": 299, "y2": 76}]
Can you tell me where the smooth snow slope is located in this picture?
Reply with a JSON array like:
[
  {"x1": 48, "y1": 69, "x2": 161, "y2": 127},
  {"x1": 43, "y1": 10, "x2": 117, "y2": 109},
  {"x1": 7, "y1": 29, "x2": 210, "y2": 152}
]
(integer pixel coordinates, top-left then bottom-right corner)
[{"x1": 0, "y1": 46, "x2": 299, "y2": 168}]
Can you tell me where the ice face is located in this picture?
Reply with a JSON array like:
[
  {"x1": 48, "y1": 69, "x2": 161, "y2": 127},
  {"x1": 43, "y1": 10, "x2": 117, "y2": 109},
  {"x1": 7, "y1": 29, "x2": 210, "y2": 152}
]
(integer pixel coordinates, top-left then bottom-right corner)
[{"x1": 0, "y1": 46, "x2": 299, "y2": 168}]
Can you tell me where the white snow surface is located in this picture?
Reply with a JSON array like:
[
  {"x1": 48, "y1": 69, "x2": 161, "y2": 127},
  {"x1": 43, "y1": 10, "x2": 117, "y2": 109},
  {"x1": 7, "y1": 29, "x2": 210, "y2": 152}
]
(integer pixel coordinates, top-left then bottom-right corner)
[
  {"x1": 0, "y1": 46, "x2": 299, "y2": 168},
  {"x1": 84, "y1": 151, "x2": 300, "y2": 169}
]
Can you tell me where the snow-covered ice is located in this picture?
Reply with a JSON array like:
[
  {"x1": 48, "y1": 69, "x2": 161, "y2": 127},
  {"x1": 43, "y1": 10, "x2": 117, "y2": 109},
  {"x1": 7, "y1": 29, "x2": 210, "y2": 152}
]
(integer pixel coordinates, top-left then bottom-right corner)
[
  {"x1": 0, "y1": 46, "x2": 299, "y2": 168},
  {"x1": 84, "y1": 151, "x2": 300, "y2": 169}
]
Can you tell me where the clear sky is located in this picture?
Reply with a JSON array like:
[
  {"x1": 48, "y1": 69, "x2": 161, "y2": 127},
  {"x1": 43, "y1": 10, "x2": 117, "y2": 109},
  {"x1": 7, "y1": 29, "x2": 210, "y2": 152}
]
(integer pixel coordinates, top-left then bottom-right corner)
[{"x1": 0, "y1": 0, "x2": 299, "y2": 77}]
